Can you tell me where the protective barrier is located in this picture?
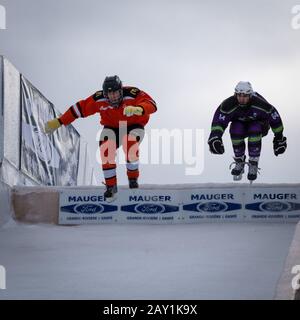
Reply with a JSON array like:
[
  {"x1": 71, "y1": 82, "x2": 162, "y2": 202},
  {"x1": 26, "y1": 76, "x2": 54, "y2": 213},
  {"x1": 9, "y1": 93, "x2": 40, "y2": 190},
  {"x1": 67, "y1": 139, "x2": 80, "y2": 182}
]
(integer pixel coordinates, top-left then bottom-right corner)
[
  {"x1": 0, "y1": 56, "x2": 96, "y2": 188},
  {"x1": 3, "y1": 58, "x2": 20, "y2": 170},
  {"x1": 0, "y1": 56, "x2": 96, "y2": 225},
  {"x1": 0, "y1": 56, "x2": 4, "y2": 167},
  {"x1": 11, "y1": 183, "x2": 300, "y2": 225},
  {"x1": 21, "y1": 76, "x2": 80, "y2": 185},
  {"x1": 0, "y1": 180, "x2": 11, "y2": 225}
]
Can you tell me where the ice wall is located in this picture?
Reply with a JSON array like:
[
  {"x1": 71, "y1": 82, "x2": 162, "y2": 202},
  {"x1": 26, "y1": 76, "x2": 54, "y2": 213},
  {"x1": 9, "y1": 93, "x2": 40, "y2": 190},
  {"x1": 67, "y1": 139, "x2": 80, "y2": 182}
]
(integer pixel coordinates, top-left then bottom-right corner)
[{"x1": 0, "y1": 56, "x2": 97, "y2": 225}]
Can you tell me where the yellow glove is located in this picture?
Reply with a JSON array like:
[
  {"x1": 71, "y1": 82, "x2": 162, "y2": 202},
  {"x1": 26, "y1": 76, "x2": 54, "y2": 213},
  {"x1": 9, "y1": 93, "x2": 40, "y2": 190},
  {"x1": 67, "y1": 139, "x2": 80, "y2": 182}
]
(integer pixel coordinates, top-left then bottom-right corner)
[
  {"x1": 44, "y1": 118, "x2": 61, "y2": 134},
  {"x1": 123, "y1": 105, "x2": 143, "y2": 117}
]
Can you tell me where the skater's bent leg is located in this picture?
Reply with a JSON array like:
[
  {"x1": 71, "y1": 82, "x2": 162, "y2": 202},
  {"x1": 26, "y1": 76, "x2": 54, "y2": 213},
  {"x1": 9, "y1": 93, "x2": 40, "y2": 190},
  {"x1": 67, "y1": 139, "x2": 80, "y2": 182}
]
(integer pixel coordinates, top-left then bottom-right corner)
[
  {"x1": 122, "y1": 126, "x2": 145, "y2": 180},
  {"x1": 247, "y1": 121, "x2": 262, "y2": 158},
  {"x1": 229, "y1": 121, "x2": 246, "y2": 157},
  {"x1": 122, "y1": 133, "x2": 141, "y2": 180},
  {"x1": 246, "y1": 122, "x2": 262, "y2": 182},
  {"x1": 232, "y1": 139, "x2": 245, "y2": 157},
  {"x1": 261, "y1": 121, "x2": 270, "y2": 138},
  {"x1": 100, "y1": 131, "x2": 118, "y2": 186},
  {"x1": 100, "y1": 127, "x2": 119, "y2": 186}
]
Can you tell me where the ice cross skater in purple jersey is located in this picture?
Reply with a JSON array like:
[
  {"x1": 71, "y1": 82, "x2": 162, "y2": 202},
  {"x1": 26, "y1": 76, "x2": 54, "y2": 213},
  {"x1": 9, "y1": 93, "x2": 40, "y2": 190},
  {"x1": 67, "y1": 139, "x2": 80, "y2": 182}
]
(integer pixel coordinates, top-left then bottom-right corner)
[{"x1": 208, "y1": 81, "x2": 287, "y2": 182}]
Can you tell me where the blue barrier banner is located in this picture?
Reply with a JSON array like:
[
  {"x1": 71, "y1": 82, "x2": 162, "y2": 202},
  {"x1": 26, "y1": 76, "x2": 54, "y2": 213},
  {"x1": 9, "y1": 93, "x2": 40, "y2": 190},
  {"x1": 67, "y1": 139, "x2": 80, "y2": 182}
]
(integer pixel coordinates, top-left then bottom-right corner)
[
  {"x1": 59, "y1": 189, "x2": 181, "y2": 225},
  {"x1": 244, "y1": 187, "x2": 300, "y2": 221},
  {"x1": 59, "y1": 185, "x2": 300, "y2": 224}
]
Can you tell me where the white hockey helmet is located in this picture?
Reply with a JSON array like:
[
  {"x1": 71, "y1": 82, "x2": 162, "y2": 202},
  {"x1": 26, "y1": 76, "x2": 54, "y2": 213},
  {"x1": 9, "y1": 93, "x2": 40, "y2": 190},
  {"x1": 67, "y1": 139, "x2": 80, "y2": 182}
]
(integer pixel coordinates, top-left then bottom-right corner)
[{"x1": 234, "y1": 81, "x2": 254, "y2": 96}]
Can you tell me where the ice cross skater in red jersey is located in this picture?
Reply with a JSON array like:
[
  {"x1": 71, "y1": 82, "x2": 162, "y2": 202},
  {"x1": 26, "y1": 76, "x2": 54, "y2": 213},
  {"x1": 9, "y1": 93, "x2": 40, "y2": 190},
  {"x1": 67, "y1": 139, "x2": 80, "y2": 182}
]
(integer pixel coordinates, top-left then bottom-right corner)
[{"x1": 45, "y1": 75, "x2": 157, "y2": 201}]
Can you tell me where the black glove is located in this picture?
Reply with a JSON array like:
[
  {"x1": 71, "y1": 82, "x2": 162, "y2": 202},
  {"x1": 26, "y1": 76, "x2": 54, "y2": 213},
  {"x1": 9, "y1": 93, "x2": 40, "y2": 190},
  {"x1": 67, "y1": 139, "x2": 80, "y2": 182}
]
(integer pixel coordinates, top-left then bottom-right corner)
[
  {"x1": 208, "y1": 136, "x2": 225, "y2": 154},
  {"x1": 273, "y1": 135, "x2": 287, "y2": 156}
]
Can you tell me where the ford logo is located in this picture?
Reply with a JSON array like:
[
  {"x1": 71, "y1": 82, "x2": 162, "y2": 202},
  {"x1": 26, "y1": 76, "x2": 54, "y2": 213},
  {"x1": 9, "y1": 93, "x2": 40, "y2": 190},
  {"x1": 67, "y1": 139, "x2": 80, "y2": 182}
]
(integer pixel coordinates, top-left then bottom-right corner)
[
  {"x1": 74, "y1": 204, "x2": 104, "y2": 214},
  {"x1": 197, "y1": 202, "x2": 227, "y2": 213},
  {"x1": 259, "y1": 201, "x2": 290, "y2": 212},
  {"x1": 135, "y1": 203, "x2": 165, "y2": 214}
]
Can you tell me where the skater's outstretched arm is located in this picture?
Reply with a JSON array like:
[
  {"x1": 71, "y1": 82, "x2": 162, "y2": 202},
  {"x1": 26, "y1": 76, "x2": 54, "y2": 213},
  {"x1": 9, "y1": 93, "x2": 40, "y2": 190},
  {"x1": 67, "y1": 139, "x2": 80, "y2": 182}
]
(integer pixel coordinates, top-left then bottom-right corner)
[
  {"x1": 249, "y1": 95, "x2": 287, "y2": 156},
  {"x1": 209, "y1": 97, "x2": 237, "y2": 139},
  {"x1": 58, "y1": 93, "x2": 102, "y2": 126},
  {"x1": 208, "y1": 97, "x2": 236, "y2": 154},
  {"x1": 269, "y1": 106, "x2": 284, "y2": 137},
  {"x1": 123, "y1": 88, "x2": 157, "y2": 117},
  {"x1": 44, "y1": 92, "x2": 105, "y2": 134},
  {"x1": 268, "y1": 106, "x2": 287, "y2": 156},
  {"x1": 132, "y1": 89, "x2": 157, "y2": 115}
]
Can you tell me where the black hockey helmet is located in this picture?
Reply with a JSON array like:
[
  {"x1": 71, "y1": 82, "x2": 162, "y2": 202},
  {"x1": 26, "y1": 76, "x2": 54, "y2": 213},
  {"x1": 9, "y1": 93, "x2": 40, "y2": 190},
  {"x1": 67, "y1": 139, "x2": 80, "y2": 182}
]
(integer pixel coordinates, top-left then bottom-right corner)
[{"x1": 102, "y1": 75, "x2": 123, "y2": 107}]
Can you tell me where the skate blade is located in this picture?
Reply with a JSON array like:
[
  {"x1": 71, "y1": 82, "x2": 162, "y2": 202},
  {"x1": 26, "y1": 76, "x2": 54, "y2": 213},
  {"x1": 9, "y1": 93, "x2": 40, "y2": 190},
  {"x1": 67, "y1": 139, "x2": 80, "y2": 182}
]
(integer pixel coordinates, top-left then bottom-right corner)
[
  {"x1": 248, "y1": 177, "x2": 257, "y2": 184},
  {"x1": 105, "y1": 194, "x2": 117, "y2": 203},
  {"x1": 233, "y1": 174, "x2": 243, "y2": 181}
]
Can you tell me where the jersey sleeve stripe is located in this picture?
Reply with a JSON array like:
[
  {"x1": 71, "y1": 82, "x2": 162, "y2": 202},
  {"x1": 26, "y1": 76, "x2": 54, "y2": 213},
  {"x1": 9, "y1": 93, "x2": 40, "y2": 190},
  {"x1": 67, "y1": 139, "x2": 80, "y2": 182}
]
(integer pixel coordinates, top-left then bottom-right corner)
[
  {"x1": 76, "y1": 102, "x2": 84, "y2": 117},
  {"x1": 70, "y1": 106, "x2": 79, "y2": 119},
  {"x1": 72, "y1": 104, "x2": 81, "y2": 118}
]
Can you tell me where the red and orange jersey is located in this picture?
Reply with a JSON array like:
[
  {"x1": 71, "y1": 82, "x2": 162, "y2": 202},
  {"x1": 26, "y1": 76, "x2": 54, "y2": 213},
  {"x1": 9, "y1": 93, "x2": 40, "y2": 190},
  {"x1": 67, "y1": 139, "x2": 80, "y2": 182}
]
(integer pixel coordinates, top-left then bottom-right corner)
[{"x1": 59, "y1": 86, "x2": 157, "y2": 128}]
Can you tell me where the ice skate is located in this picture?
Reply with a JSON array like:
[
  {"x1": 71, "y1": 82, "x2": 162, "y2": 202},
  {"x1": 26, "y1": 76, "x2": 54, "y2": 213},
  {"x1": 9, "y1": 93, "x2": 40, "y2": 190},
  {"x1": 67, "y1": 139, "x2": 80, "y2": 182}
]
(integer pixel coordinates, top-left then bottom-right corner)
[
  {"x1": 247, "y1": 158, "x2": 260, "y2": 184},
  {"x1": 129, "y1": 178, "x2": 139, "y2": 189},
  {"x1": 104, "y1": 184, "x2": 118, "y2": 202},
  {"x1": 229, "y1": 155, "x2": 246, "y2": 181}
]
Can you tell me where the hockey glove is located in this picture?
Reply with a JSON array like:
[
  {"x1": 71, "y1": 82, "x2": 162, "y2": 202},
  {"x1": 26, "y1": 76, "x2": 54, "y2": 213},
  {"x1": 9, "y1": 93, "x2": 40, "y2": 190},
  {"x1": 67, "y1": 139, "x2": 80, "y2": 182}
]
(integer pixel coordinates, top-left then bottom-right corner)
[
  {"x1": 44, "y1": 118, "x2": 61, "y2": 134},
  {"x1": 208, "y1": 136, "x2": 225, "y2": 155},
  {"x1": 123, "y1": 106, "x2": 143, "y2": 117},
  {"x1": 273, "y1": 135, "x2": 287, "y2": 156}
]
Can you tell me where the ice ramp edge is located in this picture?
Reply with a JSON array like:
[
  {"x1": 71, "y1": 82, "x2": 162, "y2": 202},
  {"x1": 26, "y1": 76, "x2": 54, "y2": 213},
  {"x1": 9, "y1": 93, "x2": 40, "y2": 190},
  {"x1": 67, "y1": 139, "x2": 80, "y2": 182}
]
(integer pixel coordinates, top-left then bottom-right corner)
[
  {"x1": 11, "y1": 183, "x2": 300, "y2": 225},
  {"x1": 275, "y1": 221, "x2": 300, "y2": 300}
]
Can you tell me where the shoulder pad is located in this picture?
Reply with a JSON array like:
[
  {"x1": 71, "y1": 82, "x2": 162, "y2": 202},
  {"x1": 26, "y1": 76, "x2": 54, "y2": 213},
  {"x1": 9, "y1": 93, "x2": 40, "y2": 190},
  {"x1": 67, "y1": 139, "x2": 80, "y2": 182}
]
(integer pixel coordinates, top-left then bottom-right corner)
[
  {"x1": 251, "y1": 96, "x2": 273, "y2": 114},
  {"x1": 92, "y1": 90, "x2": 105, "y2": 101},
  {"x1": 220, "y1": 96, "x2": 239, "y2": 114},
  {"x1": 253, "y1": 92, "x2": 268, "y2": 103},
  {"x1": 123, "y1": 86, "x2": 141, "y2": 98}
]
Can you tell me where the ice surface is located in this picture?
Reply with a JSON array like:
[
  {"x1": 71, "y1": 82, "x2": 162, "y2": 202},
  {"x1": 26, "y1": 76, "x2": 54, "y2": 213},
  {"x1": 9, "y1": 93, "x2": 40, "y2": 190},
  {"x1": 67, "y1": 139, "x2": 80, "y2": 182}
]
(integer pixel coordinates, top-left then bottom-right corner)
[{"x1": 0, "y1": 222, "x2": 296, "y2": 299}]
